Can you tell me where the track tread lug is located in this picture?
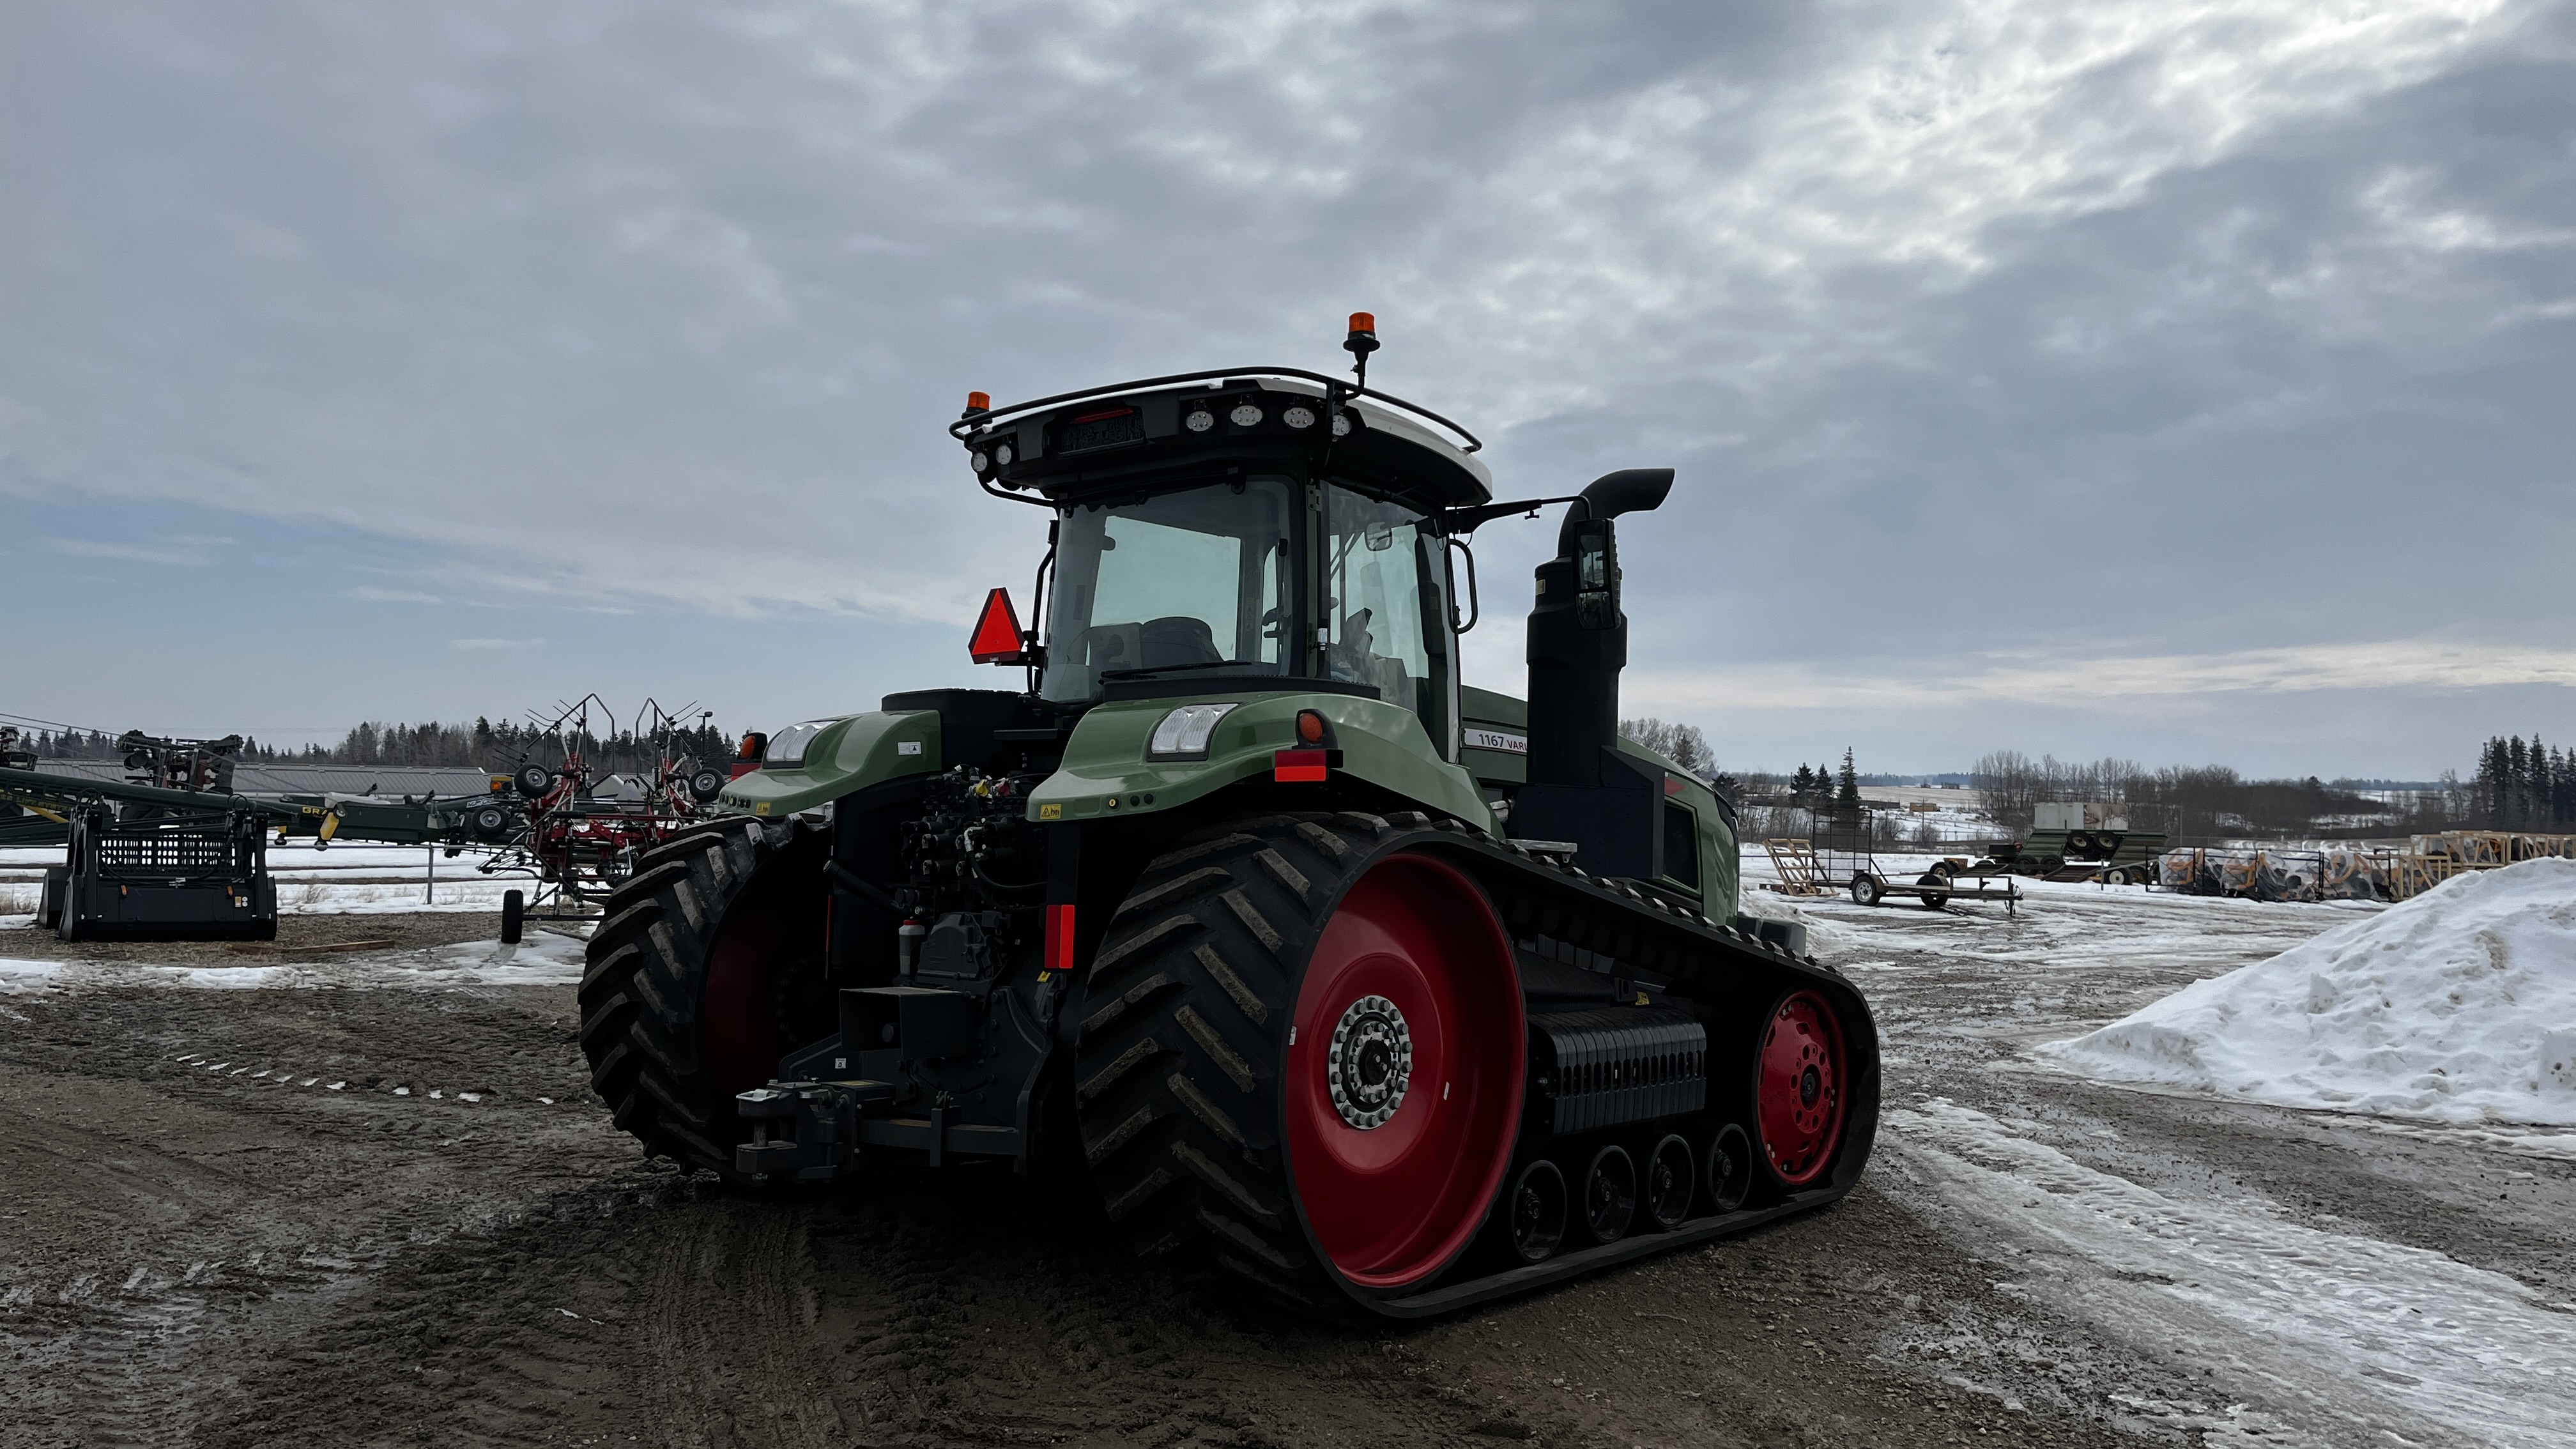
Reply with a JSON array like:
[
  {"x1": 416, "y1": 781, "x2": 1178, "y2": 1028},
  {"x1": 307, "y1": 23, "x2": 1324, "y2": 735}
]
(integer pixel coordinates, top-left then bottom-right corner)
[
  {"x1": 1114, "y1": 866, "x2": 1234, "y2": 920},
  {"x1": 1192, "y1": 942, "x2": 1271, "y2": 1026}
]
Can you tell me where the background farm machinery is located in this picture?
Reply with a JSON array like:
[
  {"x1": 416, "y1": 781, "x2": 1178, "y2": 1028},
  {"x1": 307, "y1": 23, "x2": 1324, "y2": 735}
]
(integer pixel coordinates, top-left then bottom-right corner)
[
  {"x1": 3, "y1": 701, "x2": 734, "y2": 938},
  {"x1": 2156, "y1": 831, "x2": 2576, "y2": 903}
]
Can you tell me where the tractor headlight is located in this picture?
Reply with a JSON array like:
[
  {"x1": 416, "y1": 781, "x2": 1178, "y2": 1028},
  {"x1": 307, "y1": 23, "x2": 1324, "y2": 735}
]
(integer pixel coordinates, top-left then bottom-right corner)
[
  {"x1": 1230, "y1": 402, "x2": 1264, "y2": 427},
  {"x1": 1147, "y1": 702, "x2": 1238, "y2": 760},
  {"x1": 763, "y1": 719, "x2": 832, "y2": 767},
  {"x1": 1331, "y1": 411, "x2": 1354, "y2": 437},
  {"x1": 1282, "y1": 404, "x2": 1317, "y2": 430},
  {"x1": 994, "y1": 441, "x2": 1014, "y2": 466},
  {"x1": 969, "y1": 448, "x2": 991, "y2": 474},
  {"x1": 1184, "y1": 408, "x2": 1215, "y2": 433}
]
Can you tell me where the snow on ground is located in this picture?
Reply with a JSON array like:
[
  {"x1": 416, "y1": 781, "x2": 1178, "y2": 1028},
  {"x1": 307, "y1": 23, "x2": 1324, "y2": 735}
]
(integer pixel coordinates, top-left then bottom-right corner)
[
  {"x1": 1887, "y1": 1097, "x2": 2576, "y2": 1449},
  {"x1": 0, "y1": 841, "x2": 533, "y2": 914},
  {"x1": 0, "y1": 931, "x2": 586, "y2": 996},
  {"x1": 2043, "y1": 858, "x2": 2576, "y2": 1127}
]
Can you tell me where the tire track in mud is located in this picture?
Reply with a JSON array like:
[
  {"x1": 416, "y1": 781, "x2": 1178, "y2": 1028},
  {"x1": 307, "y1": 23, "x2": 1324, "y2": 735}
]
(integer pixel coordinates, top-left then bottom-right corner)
[{"x1": 638, "y1": 1204, "x2": 839, "y2": 1449}]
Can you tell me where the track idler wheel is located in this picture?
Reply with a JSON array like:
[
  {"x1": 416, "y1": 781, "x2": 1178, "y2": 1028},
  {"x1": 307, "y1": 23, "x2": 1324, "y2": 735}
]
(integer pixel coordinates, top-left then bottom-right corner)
[
  {"x1": 1644, "y1": 1134, "x2": 1695, "y2": 1230},
  {"x1": 1501, "y1": 1160, "x2": 1568, "y2": 1264},
  {"x1": 1755, "y1": 990, "x2": 1850, "y2": 1188},
  {"x1": 1706, "y1": 1122, "x2": 1754, "y2": 1212},
  {"x1": 1580, "y1": 1145, "x2": 1637, "y2": 1244},
  {"x1": 1075, "y1": 813, "x2": 1524, "y2": 1312}
]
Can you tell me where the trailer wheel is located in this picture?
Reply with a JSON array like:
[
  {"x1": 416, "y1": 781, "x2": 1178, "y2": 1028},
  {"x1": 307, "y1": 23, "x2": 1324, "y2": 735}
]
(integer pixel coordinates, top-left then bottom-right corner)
[
  {"x1": 1915, "y1": 872, "x2": 1951, "y2": 910},
  {"x1": 1756, "y1": 990, "x2": 1848, "y2": 1187},
  {"x1": 576, "y1": 818, "x2": 832, "y2": 1177},
  {"x1": 1077, "y1": 813, "x2": 1523, "y2": 1311},
  {"x1": 1850, "y1": 873, "x2": 1882, "y2": 907}
]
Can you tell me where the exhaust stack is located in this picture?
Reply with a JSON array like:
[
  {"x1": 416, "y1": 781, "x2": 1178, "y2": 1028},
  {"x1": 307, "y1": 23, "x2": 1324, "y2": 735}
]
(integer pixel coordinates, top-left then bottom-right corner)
[{"x1": 1510, "y1": 468, "x2": 1674, "y2": 880}]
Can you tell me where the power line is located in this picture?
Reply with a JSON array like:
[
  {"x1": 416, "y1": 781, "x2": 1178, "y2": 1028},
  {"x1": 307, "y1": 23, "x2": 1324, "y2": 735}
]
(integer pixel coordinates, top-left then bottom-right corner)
[{"x1": 0, "y1": 709, "x2": 124, "y2": 737}]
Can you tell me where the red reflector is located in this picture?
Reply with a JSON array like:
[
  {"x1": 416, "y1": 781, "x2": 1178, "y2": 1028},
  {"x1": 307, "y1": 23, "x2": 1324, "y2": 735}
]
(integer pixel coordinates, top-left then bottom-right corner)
[
  {"x1": 1273, "y1": 748, "x2": 1329, "y2": 783},
  {"x1": 1665, "y1": 776, "x2": 1685, "y2": 795},
  {"x1": 969, "y1": 587, "x2": 1025, "y2": 663},
  {"x1": 1069, "y1": 406, "x2": 1136, "y2": 425},
  {"x1": 1045, "y1": 903, "x2": 1077, "y2": 973}
]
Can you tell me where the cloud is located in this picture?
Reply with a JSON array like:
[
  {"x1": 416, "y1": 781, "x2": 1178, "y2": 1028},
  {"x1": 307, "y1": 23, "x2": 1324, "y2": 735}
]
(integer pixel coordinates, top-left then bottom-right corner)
[
  {"x1": 449, "y1": 637, "x2": 545, "y2": 651},
  {"x1": 3, "y1": 1, "x2": 2572, "y2": 772},
  {"x1": 45, "y1": 536, "x2": 229, "y2": 565},
  {"x1": 348, "y1": 585, "x2": 442, "y2": 604},
  {"x1": 1630, "y1": 638, "x2": 2576, "y2": 716}
]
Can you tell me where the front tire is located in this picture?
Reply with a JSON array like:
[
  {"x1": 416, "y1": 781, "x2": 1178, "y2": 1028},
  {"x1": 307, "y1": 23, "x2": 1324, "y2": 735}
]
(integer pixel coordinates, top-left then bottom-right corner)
[
  {"x1": 1074, "y1": 812, "x2": 1524, "y2": 1312},
  {"x1": 576, "y1": 818, "x2": 831, "y2": 1176}
]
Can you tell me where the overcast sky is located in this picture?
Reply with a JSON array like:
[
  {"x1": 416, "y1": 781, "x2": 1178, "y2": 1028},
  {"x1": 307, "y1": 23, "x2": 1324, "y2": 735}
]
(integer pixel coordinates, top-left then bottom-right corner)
[{"x1": 4, "y1": 1, "x2": 2570, "y2": 778}]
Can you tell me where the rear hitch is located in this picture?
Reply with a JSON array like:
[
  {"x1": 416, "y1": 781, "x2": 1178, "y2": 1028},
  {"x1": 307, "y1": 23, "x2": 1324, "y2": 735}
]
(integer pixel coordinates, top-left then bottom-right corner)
[{"x1": 734, "y1": 1079, "x2": 894, "y2": 1181}]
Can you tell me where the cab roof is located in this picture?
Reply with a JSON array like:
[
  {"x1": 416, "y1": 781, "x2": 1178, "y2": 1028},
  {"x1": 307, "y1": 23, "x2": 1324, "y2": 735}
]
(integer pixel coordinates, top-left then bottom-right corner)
[{"x1": 954, "y1": 369, "x2": 1494, "y2": 512}]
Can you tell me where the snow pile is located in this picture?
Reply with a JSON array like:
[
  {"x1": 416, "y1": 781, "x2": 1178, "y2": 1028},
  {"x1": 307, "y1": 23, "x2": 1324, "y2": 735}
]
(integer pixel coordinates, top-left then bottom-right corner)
[{"x1": 2045, "y1": 857, "x2": 2576, "y2": 1126}]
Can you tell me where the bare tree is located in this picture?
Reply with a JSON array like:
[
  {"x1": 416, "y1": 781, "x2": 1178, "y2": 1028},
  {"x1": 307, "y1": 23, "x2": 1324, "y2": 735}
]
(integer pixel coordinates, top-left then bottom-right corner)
[{"x1": 1618, "y1": 716, "x2": 1713, "y2": 778}]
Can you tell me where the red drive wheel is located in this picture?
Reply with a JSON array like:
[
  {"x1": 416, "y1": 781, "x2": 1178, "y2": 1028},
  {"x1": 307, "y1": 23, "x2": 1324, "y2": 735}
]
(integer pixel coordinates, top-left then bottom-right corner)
[
  {"x1": 698, "y1": 840, "x2": 829, "y2": 1101},
  {"x1": 1755, "y1": 989, "x2": 1848, "y2": 1186},
  {"x1": 1284, "y1": 853, "x2": 1524, "y2": 1291}
]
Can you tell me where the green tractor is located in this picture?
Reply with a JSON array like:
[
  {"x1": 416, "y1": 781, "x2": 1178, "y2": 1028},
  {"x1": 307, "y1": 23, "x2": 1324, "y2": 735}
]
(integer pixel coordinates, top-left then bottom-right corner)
[{"x1": 578, "y1": 318, "x2": 1878, "y2": 1317}]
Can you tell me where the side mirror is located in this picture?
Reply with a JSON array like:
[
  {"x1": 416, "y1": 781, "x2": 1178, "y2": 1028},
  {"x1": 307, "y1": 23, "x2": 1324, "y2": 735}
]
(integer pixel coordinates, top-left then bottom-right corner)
[
  {"x1": 1446, "y1": 537, "x2": 1480, "y2": 634},
  {"x1": 1572, "y1": 520, "x2": 1618, "y2": 631}
]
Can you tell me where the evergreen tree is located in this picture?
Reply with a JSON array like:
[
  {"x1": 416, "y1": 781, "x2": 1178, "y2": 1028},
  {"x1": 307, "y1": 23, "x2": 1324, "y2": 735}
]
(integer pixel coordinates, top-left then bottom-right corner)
[
  {"x1": 1835, "y1": 747, "x2": 1862, "y2": 813},
  {"x1": 1790, "y1": 763, "x2": 1816, "y2": 796}
]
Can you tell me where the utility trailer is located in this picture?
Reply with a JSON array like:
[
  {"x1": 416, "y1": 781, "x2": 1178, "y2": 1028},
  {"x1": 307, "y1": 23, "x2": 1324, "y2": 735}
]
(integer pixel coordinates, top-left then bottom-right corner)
[
  {"x1": 1811, "y1": 812, "x2": 2020, "y2": 913},
  {"x1": 577, "y1": 319, "x2": 1879, "y2": 1320},
  {"x1": 42, "y1": 802, "x2": 275, "y2": 941}
]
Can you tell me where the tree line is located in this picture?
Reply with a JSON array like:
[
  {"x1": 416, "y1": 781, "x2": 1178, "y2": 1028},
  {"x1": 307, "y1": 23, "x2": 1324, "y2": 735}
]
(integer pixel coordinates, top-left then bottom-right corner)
[
  {"x1": 1966, "y1": 751, "x2": 2465, "y2": 843},
  {"x1": 2472, "y1": 735, "x2": 2573, "y2": 829},
  {"x1": 22, "y1": 717, "x2": 742, "y2": 776}
]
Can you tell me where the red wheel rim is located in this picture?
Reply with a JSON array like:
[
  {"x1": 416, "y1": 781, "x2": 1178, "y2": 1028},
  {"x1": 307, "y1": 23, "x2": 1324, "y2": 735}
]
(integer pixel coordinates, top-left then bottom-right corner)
[
  {"x1": 701, "y1": 861, "x2": 826, "y2": 1100},
  {"x1": 1285, "y1": 852, "x2": 1523, "y2": 1290},
  {"x1": 1756, "y1": 990, "x2": 1846, "y2": 1186}
]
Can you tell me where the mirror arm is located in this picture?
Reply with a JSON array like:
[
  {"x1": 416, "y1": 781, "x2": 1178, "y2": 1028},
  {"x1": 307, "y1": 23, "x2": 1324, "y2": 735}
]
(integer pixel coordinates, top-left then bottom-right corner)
[{"x1": 1441, "y1": 494, "x2": 1583, "y2": 534}]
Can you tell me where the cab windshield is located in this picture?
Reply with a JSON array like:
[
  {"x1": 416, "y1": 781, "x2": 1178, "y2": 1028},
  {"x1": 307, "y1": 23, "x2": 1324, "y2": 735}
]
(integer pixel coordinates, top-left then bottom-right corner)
[{"x1": 1041, "y1": 479, "x2": 1294, "y2": 702}]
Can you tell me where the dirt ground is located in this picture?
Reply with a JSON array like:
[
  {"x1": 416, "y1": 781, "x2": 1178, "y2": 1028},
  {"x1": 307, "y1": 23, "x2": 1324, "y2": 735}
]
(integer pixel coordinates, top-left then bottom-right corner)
[{"x1": 3, "y1": 893, "x2": 2566, "y2": 1448}]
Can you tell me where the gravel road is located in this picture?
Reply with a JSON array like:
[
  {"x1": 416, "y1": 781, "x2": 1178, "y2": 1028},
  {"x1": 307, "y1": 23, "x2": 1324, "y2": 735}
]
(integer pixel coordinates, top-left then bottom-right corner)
[{"x1": 3, "y1": 882, "x2": 2566, "y2": 1448}]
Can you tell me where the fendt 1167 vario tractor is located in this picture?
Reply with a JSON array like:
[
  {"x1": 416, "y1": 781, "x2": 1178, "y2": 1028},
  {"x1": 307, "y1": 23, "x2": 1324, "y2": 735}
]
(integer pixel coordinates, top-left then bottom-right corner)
[{"x1": 579, "y1": 318, "x2": 1878, "y2": 1317}]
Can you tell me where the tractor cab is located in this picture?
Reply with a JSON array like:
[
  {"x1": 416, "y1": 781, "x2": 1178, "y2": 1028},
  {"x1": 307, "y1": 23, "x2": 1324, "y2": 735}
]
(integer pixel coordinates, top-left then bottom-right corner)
[{"x1": 955, "y1": 321, "x2": 1490, "y2": 760}]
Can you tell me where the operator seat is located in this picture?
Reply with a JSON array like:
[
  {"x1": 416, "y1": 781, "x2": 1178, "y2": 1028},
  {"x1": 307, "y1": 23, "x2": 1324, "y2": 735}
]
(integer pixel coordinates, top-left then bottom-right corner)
[{"x1": 1138, "y1": 615, "x2": 1223, "y2": 670}]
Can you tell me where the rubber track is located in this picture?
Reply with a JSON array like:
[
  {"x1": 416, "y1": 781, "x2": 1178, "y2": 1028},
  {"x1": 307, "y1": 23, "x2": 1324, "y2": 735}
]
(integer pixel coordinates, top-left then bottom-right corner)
[
  {"x1": 576, "y1": 816, "x2": 798, "y2": 1177},
  {"x1": 1075, "y1": 809, "x2": 1432, "y2": 1314},
  {"x1": 1075, "y1": 809, "x2": 1877, "y2": 1317}
]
